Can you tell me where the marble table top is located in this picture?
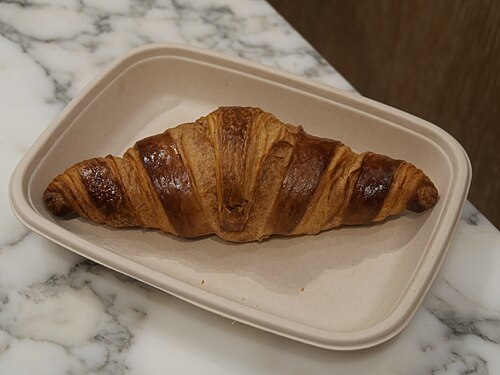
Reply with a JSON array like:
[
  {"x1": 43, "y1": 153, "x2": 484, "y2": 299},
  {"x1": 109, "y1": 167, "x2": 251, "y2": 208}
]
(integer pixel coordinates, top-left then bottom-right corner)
[{"x1": 1, "y1": 0, "x2": 499, "y2": 373}]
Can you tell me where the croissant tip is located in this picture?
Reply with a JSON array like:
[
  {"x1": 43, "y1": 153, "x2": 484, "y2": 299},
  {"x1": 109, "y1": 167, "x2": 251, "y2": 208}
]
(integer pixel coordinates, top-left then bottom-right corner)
[
  {"x1": 407, "y1": 178, "x2": 439, "y2": 213},
  {"x1": 43, "y1": 185, "x2": 75, "y2": 218}
]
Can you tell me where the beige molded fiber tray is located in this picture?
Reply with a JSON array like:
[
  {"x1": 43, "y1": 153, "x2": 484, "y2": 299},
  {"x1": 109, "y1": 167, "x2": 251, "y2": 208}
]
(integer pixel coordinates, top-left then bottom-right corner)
[{"x1": 9, "y1": 44, "x2": 471, "y2": 350}]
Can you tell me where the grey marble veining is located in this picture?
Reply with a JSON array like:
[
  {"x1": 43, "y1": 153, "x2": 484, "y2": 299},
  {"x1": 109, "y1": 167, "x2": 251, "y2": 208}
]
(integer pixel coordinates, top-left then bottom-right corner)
[
  {"x1": 0, "y1": 0, "x2": 353, "y2": 106},
  {"x1": 1, "y1": 0, "x2": 499, "y2": 374}
]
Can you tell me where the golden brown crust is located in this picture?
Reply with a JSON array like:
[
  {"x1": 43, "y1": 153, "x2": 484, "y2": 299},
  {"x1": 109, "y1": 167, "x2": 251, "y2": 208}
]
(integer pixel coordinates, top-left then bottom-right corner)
[
  {"x1": 136, "y1": 131, "x2": 211, "y2": 237},
  {"x1": 80, "y1": 158, "x2": 124, "y2": 215},
  {"x1": 269, "y1": 128, "x2": 340, "y2": 234},
  {"x1": 44, "y1": 183, "x2": 73, "y2": 217},
  {"x1": 342, "y1": 153, "x2": 403, "y2": 225},
  {"x1": 216, "y1": 107, "x2": 261, "y2": 231},
  {"x1": 407, "y1": 176, "x2": 439, "y2": 213},
  {"x1": 43, "y1": 106, "x2": 439, "y2": 242}
]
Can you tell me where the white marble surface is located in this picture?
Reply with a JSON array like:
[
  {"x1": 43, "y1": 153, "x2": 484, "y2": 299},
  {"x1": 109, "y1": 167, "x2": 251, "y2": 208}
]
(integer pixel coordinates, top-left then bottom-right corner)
[{"x1": 1, "y1": 0, "x2": 499, "y2": 374}]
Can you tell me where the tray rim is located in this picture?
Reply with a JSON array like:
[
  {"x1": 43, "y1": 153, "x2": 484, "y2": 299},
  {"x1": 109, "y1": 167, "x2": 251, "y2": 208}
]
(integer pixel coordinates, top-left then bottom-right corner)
[{"x1": 9, "y1": 43, "x2": 472, "y2": 350}]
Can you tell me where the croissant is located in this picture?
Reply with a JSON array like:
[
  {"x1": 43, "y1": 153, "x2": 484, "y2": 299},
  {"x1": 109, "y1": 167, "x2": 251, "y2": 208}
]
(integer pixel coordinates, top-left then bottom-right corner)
[{"x1": 44, "y1": 106, "x2": 438, "y2": 242}]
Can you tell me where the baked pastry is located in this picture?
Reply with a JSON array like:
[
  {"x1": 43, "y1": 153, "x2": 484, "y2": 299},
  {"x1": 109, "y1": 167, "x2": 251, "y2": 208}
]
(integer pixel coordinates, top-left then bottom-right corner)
[{"x1": 44, "y1": 106, "x2": 438, "y2": 242}]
